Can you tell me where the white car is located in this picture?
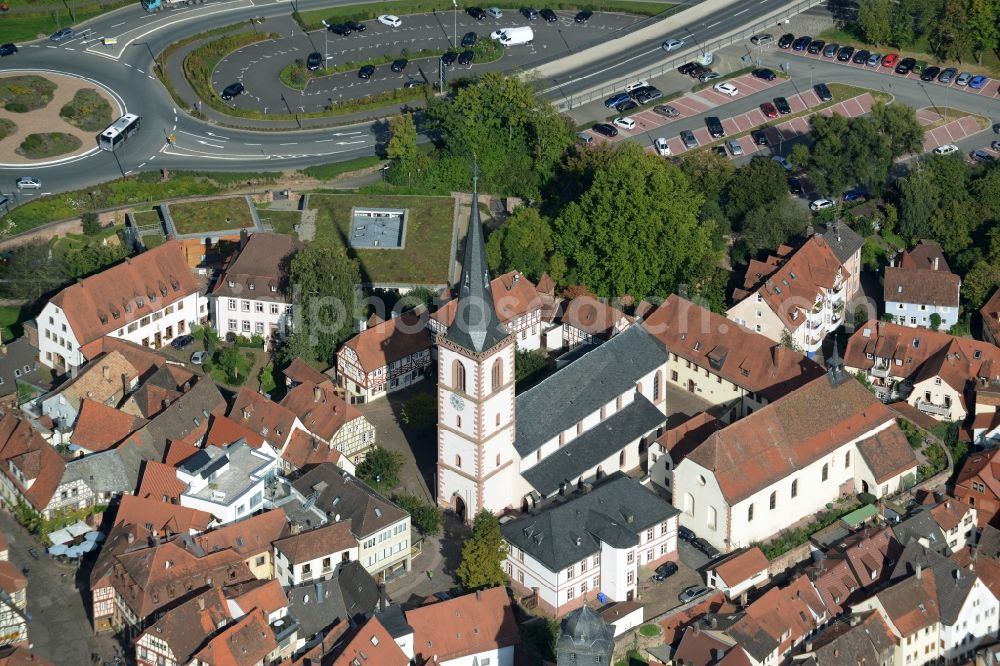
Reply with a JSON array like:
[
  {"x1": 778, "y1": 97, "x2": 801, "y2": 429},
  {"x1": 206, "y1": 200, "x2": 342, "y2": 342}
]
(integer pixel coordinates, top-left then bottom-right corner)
[
  {"x1": 613, "y1": 117, "x2": 636, "y2": 131},
  {"x1": 486, "y1": 7, "x2": 503, "y2": 18},
  {"x1": 714, "y1": 82, "x2": 739, "y2": 96},
  {"x1": 662, "y1": 38, "x2": 684, "y2": 52},
  {"x1": 810, "y1": 198, "x2": 835, "y2": 212},
  {"x1": 771, "y1": 155, "x2": 793, "y2": 171},
  {"x1": 932, "y1": 144, "x2": 959, "y2": 156},
  {"x1": 654, "y1": 137, "x2": 671, "y2": 156},
  {"x1": 378, "y1": 14, "x2": 402, "y2": 27},
  {"x1": 624, "y1": 79, "x2": 649, "y2": 93},
  {"x1": 15, "y1": 177, "x2": 41, "y2": 190}
]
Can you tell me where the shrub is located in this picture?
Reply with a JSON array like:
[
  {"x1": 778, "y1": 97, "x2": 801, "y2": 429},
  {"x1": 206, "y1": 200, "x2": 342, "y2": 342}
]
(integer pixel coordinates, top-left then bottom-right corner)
[
  {"x1": 81, "y1": 212, "x2": 101, "y2": 235},
  {"x1": 393, "y1": 493, "x2": 443, "y2": 535}
]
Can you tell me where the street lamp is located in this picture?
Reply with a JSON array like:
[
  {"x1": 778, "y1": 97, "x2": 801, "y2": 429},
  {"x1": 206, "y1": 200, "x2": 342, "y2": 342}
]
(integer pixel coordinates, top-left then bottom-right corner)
[{"x1": 453, "y1": 0, "x2": 458, "y2": 49}]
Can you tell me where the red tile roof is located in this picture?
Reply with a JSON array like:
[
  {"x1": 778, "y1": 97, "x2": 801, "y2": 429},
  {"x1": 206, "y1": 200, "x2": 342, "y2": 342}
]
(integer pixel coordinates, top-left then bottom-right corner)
[
  {"x1": 876, "y1": 567, "x2": 940, "y2": 635},
  {"x1": 0, "y1": 560, "x2": 26, "y2": 596},
  {"x1": 340, "y1": 308, "x2": 433, "y2": 376},
  {"x1": 560, "y1": 293, "x2": 631, "y2": 337},
  {"x1": 79, "y1": 335, "x2": 168, "y2": 375},
  {"x1": 883, "y1": 266, "x2": 960, "y2": 308},
  {"x1": 210, "y1": 232, "x2": 303, "y2": 302},
  {"x1": 71, "y1": 398, "x2": 146, "y2": 453},
  {"x1": 0, "y1": 647, "x2": 54, "y2": 665},
  {"x1": 405, "y1": 587, "x2": 519, "y2": 664},
  {"x1": 855, "y1": 425, "x2": 919, "y2": 483},
  {"x1": 163, "y1": 438, "x2": 202, "y2": 467},
  {"x1": 432, "y1": 271, "x2": 543, "y2": 328},
  {"x1": 204, "y1": 414, "x2": 266, "y2": 450},
  {"x1": 899, "y1": 240, "x2": 950, "y2": 272},
  {"x1": 955, "y1": 448, "x2": 1000, "y2": 504},
  {"x1": 0, "y1": 414, "x2": 64, "y2": 510},
  {"x1": 229, "y1": 579, "x2": 287, "y2": 616},
  {"x1": 710, "y1": 547, "x2": 769, "y2": 588},
  {"x1": 51, "y1": 241, "x2": 199, "y2": 351},
  {"x1": 686, "y1": 375, "x2": 893, "y2": 504},
  {"x1": 273, "y1": 520, "x2": 355, "y2": 564},
  {"x1": 643, "y1": 295, "x2": 825, "y2": 400},
  {"x1": 193, "y1": 509, "x2": 289, "y2": 559},
  {"x1": 744, "y1": 575, "x2": 825, "y2": 650},
  {"x1": 330, "y1": 615, "x2": 409, "y2": 666},
  {"x1": 981, "y1": 288, "x2": 1000, "y2": 345},
  {"x1": 228, "y1": 388, "x2": 298, "y2": 446},
  {"x1": 192, "y1": 607, "x2": 277, "y2": 666},
  {"x1": 655, "y1": 412, "x2": 720, "y2": 466},
  {"x1": 113, "y1": 494, "x2": 213, "y2": 536},
  {"x1": 657, "y1": 592, "x2": 734, "y2": 645},
  {"x1": 137, "y1": 460, "x2": 188, "y2": 503},
  {"x1": 280, "y1": 381, "x2": 363, "y2": 443},
  {"x1": 280, "y1": 429, "x2": 344, "y2": 471},
  {"x1": 283, "y1": 358, "x2": 330, "y2": 387}
]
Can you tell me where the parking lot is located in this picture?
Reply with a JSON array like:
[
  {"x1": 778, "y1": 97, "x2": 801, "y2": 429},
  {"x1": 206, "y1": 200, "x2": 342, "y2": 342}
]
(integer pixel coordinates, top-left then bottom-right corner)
[{"x1": 213, "y1": 10, "x2": 643, "y2": 113}]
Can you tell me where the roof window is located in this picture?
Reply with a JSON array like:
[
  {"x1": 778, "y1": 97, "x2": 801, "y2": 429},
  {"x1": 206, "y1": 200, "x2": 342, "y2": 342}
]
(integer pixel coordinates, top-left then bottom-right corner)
[
  {"x1": 913, "y1": 338, "x2": 920, "y2": 349},
  {"x1": 228, "y1": 280, "x2": 236, "y2": 288}
]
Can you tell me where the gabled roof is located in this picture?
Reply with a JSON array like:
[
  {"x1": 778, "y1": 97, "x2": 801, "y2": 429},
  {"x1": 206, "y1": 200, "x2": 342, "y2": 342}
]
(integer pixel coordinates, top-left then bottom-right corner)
[
  {"x1": 50, "y1": 241, "x2": 199, "y2": 349},
  {"x1": 123, "y1": 376, "x2": 226, "y2": 459},
  {"x1": 140, "y1": 586, "x2": 231, "y2": 664},
  {"x1": 892, "y1": 510, "x2": 950, "y2": 556},
  {"x1": 273, "y1": 520, "x2": 355, "y2": 564},
  {"x1": 204, "y1": 414, "x2": 266, "y2": 450},
  {"x1": 283, "y1": 358, "x2": 330, "y2": 387},
  {"x1": 228, "y1": 387, "x2": 298, "y2": 445},
  {"x1": 210, "y1": 232, "x2": 303, "y2": 302},
  {"x1": 956, "y1": 448, "x2": 1000, "y2": 499},
  {"x1": 899, "y1": 240, "x2": 950, "y2": 272},
  {"x1": 192, "y1": 607, "x2": 277, "y2": 666},
  {"x1": 643, "y1": 295, "x2": 824, "y2": 400},
  {"x1": 79, "y1": 336, "x2": 167, "y2": 375},
  {"x1": 710, "y1": 547, "x2": 769, "y2": 588},
  {"x1": 818, "y1": 222, "x2": 864, "y2": 265},
  {"x1": 673, "y1": 624, "x2": 735, "y2": 665},
  {"x1": 291, "y1": 464, "x2": 407, "y2": 538},
  {"x1": 981, "y1": 288, "x2": 1000, "y2": 345},
  {"x1": 53, "y1": 350, "x2": 138, "y2": 411},
  {"x1": 501, "y1": 472, "x2": 678, "y2": 572},
  {"x1": 0, "y1": 560, "x2": 26, "y2": 596},
  {"x1": 59, "y1": 449, "x2": 135, "y2": 497},
  {"x1": 70, "y1": 398, "x2": 146, "y2": 452},
  {"x1": 280, "y1": 430, "x2": 344, "y2": 471},
  {"x1": 685, "y1": 375, "x2": 893, "y2": 504},
  {"x1": 0, "y1": 414, "x2": 64, "y2": 510},
  {"x1": 655, "y1": 412, "x2": 720, "y2": 465},
  {"x1": 559, "y1": 294, "x2": 632, "y2": 337},
  {"x1": 330, "y1": 615, "x2": 409, "y2": 666},
  {"x1": 340, "y1": 308, "x2": 433, "y2": 376},
  {"x1": 514, "y1": 324, "x2": 667, "y2": 457},
  {"x1": 888, "y1": 540, "x2": 975, "y2": 626},
  {"x1": 406, "y1": 587, "x2": 519, "y2": 664},
  {"x1": 432, "y1": 271, "x2": 543, "y2": 328},
  {"x1": 113, "y1": 494, "x2": 213, "y2": 536},
  {"x1": 808, "y1": 611, "x2": 895, "y2": 665},
  {"x1": 855, "y1": 424, "x2": 919, "y2": 483},
  {"x1": 193, "y1": 510, "x2": 289, "y2": 559},
  {"x1": 280, "y1": 381, "x2": 364, "y2": 443},
  {"x1": 883, "y1": 266, "x2": 960, "y2": 307}
]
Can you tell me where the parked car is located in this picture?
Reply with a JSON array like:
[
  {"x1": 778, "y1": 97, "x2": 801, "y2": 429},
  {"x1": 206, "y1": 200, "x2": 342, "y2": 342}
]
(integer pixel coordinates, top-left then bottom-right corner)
[
  {"x1": 306, "y1": 51, "x2": 324, "y2": 70},
  {"x1": 692, "y1": 538, "x2": 720, "y2": 559},
  {"x1": 574, "y1": 9, "x2": 592, "y2": 22},
  {"x1": 806, "y1": 39, "x2": 824, "y2": 55},
  {"x1": 726, "y1": 139, "x2": 744, "y2": 156},
  {"x1": 837, "y1": 45, "x2": 854, "y2": 61},
  {"x1": 441, "y1": 51, "x2": 458, "y2": 66},
  {"x1": 391, "y1": 58, "x2": 408, "y2": 72},
  {"x1": 788, "y1": 176, "x2": 803, "y2": 195},
  {"x1": 171, "y1": 334, "x2": 195, "y2": 350},
  {"x1": 777, "y1": 33, "x2": 795, "y2": 49},
  {"x1": 956, "y1": 71, "x2": 973, "y2": 86},
  {"x1": 0, "y1": 43, "x2": 17, "y2": 57},
  {"x1": 932, "y1": 144, "x2": 959, "y2": 155},
  {"x1": 752, "y1": 68, "x2": 776, "y2": 81},
  {"x1": 814, "y1": 82, "x2": 833, "y2": 101},
  {"x1": 971, "y1": 149, "x2": 996, "y2": 163},
  {"x1": 921, "y1": 66, "x2": 941, "y2": 81},
  {"x1": 358, "y1": 65, "x2": 376, "y2": 79},
  {"x1": 822, "y1": 43, "x2": 838, "y2": 58},
  {"x1": 760, "y1": 101, "x2": 778, "y2": 118},
  {"x1": 843, "y1": 188, "x2": 869, "y2": 202},
  {"x1": 345, "y1": 20, "x2": 366, "y2": 32},
  {"x1": 792, "y1": 35, "x2": 811, "y2": 51},
  {"x1": 714, "y1": 82, "x2": 739, "y2": 96},
  {"x1": 462, "y1": 31, "x2": 478, "y2": 46},
  {"x1": 50, "y1": 27, "x2": 75, "y2": 42},
  {"x1": 632, "y1": 87, "x2": 663, "y2": 104},
  {"x1": 714, "y1": 145, "x2": 727, "y2": 157},
  {"x1": 654, "y1": 137, "x2": 671, "y2": 156},
  {"x1": 994, "y1": 123, "x2": 1000, "y2": 134},
  {"x1": 992, "y1": 140, "x2": 1000, "y2": 151},
  {"x1": 15, "y1": 177, "x2": 41, "y2": 190},
  {"x1": 678, "y1": 526, "x2": 695, "y2": 541},
  {"x1": 521, "y1": 7, "x2": 539, "y2": 19},
  {"x1": 938, "y1": 67, "x2": 957, "y2": 83},
  {"x1": 613, "y1": 116, "x2": 636, "y2": 131},
  {"x1": 467, "y1": 6, "x2": 487, "y2": 19},
  {"x1": 679, "y1": 586, "x2": 710, "y2": 603},
  {"x1": 774, "y1": 96, "x2": 791, "y2": 114},
  {"x1": 677, "y1": 62, "x2": 698, "y2": 75},
  {"x1": 377, "y1": 14, "x2": 402, "y2": 27},
  {"x1": 771, "y1": 155, "x2": 792, "y2": 171},
  {"x1": 327, "y1": 22, "x2": 351, "y2": 35},
  {"x1": 403, "y1": 79, "x2": 424, "y2": 88},
  {"x1": 458, "y1": 50, "x2": 475, "y2": 65},
  {"x1": 652, "y1": 562, "x2": 679, "y2": 581},
  {"x1": 653, "y1": 104, "x2": 680, "y2": 118},
  {"x1": 190, "y1": 351, "x2": 208, "y2": 365},
  {"x1": 705, "y1": 116, "x2": 725, "y2": 138},
  {"x1": 866, "y1": 52, "x2": 881, "y2": 67},
  {"x1": 624, "y1": 80, "x2": 649, "y2": 92},
  {"x1": 680, "y1": 130, "x2": 698, "y2": 149},
  {"x1": 895, "y1": 57, "x2": 916, "y2": 74},
  {"x1": 913, "y1": 60, "x2": 928, "y2": 74},
  {"x1": 662, "y1": 38, "x2": 684, "y2": 52},
  {"x1": 592, "y1": 123, "x2": 618, "y2": 137},
  {"x1": 577, "y1": 132, "x2": 593, "y2": 145},
  {"x1": 605, "y1": 92, "x2": 631, "y2": 108},
  {"x1": 970, "y1": 75, "x2": 989, "y2": 89},
  {"x1": 751, "y1": 129, "x2": 768, "y2": 145},
  {"x1": 486, "y1": 7, "x2": 503, "y2": 17},
  {"x1": 852, "y1": 49, "x2": 869, "y2": 64},
  {"x1": 750, "y1": 33, "x2": 773, "y2": 45},
  {"x1": 698, "y1": 71, "x2": 720, "y2": 83},
  {"x1": 881, "y1": 53, "x2": 899, "y2": 68},
  {"x1": 540, "y1": 8, "x2": 557, "y2": 22},
  {"x1": 688, "y1": 64, "x2": 707, "y2": 78},
  {"x1": 614, "y1": 99, "x2": 638, "y2": 113},
  {"x1": 220, "y1": 82, "x2": 244, "y2": 100},
  {"x1": 810, "y1": 197, "x2": 835, "y2": 211}
]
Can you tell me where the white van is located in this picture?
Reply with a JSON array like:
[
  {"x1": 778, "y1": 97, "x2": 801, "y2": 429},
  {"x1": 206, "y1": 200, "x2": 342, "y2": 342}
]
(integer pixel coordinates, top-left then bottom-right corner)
[{"x1": 498, "y1": 26, "x2": 533, "y2": 46}]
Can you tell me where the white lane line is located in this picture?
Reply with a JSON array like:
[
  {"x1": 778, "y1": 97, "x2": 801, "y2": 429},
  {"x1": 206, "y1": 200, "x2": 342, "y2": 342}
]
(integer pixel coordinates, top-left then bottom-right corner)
[
  {"x1": 706, "y1": 21, "x2": 720, "y2": 28},
  {"x1": 111, "y1": 22, "x2": 126, "y2": 27},
  {"x1": 123, "y1": 62, "x2": 133, "y2": 67},
  {"x1": 279, "y1": 142, "x2": 298, "y2": 145},
  {"x1": 137, "y1": 69, "x2": 145, "y2": 74},
  {"x1": 244, "y1": 142, "x2": 262, "y2": 146},
  {"x1": 138, "y1": 162, "x2": 147, "y2": 168},
  {"x1": 149, "y1": 155, "x2": 156, "y2": 161},
  {"x1": 315, "y1": 139, "x2": 335, "y2": 142},
  {"x1": 734, "y1": 7, "x2": 748, "y2": 15}
]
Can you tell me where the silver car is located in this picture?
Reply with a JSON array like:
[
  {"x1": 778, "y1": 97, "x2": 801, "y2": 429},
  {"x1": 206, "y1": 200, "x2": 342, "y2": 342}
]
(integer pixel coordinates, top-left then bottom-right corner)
[
  {"x1": 486, "y1": 6, "x2": 502, "y2": 17},
  {"x1": 679, "y1": 585, "x2": 710, "y2": 604},
  {"x1": 680, "y1": 130, "x2": 698, "y2": 149},
  {"x1": 15, "y1": 177, "x2": 41, "y2": 190},
  {"x1": 956, "y1": 71, "x2": 973, "y2": 86}
]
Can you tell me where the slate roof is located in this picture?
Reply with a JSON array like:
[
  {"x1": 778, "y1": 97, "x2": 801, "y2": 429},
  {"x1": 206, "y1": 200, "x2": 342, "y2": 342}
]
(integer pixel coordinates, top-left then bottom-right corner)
[
  {"x1": 273, "y1": 520, "x2": 355, "y2": 564},
  {"x1": 291, "y1": 464, "x2": 408, "y2": 538},
  {"x1": 123, "y1": 376, "x2": 226, "y2": 459},
  {"x1": 888, "y1": 540, "x2": 975, "y2": 626},
  {"x1": 818, "y1": 222, "x2": 864, "y2": 265},
  {"x1": 981, "y1": 288, "x2": 1000, "y2": 345},
  {"x1": 558, "y1": 605, "x2": 614, "y2": 658},
  {"x1": 444, "y1": 183, "x2": 509, "y2": 354},
  {"x1": 892, "y1": 510, "x2": 950, "y2": 556},
  {"x1": 685, "y1": 374, "x2": 893, "y2": 504},
  {"x1": 0, "y1": 337, "x2": 45, "y2": 399},
  {"x1": 514, "y1": 324, "x2": 667, "y2": 457},
  {"x1": 286, "y1": 560, "x2": 379, "y2": 638},
  {"x1": 501, "y1": 472, "x2": 678, "y2": 572},
  {"x1": 59, "y1": 449, "x2": 134, "y2": 497},
  {"x1": 520, "y1": 396, "x2": 664, "y2": 495},
  {"x1": 855, "y1": 424, "x2": 919, "y2": 483}
]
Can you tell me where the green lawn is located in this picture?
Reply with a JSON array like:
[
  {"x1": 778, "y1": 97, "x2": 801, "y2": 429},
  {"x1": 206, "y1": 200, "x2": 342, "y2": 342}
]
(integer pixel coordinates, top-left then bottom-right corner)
[
  {"x1": 816, "y1": 28, "x2": 1000, "y2": 77},
  {"x1": 301, "y1": 155, "x2": 384, "y2": 181},
  {"x1": 309, "y1": 193, "x2": 454, "y2": 284},
  {"x1": 0, "y1": 306, "x2": 22, "y2": 342},
  {"x1": 131, "y1": 209, "x2": 162, "y2": 230},
  {"x1": 167, "y1": 197, "x2": 255, "y2": 235},
  {"x1": 0, "y1": 2, "x2": 132, "y2": 42},
  {"x1": 17, "y1": 132, "x2": 82, "y2": 159},
  {"x1": 259, "y1": 210, "x2": 302, "y2": 236}
]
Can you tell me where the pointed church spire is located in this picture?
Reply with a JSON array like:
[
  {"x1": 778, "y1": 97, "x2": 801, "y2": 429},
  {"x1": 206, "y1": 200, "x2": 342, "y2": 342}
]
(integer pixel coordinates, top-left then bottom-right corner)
[
  {"x1": 827, "y1": 335, "x2": 847, "y2": 386},
  {"x1": 444, "y1": 165, "x2": 508, "y2": 353}
]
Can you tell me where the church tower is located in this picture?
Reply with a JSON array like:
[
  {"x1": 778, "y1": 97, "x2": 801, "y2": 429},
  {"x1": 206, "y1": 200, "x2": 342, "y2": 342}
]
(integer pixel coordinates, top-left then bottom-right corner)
[{"x1": 436, "y1": 172, "x2": 518, "y2": 523}]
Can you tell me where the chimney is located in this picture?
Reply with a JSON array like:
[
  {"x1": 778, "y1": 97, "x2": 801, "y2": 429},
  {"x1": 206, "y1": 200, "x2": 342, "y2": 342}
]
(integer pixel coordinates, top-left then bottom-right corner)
[
  {"x1": 127, "y1": 532, "x2": 135, "y2": 544},
  {"x1": 102, "y1": 365, "x2": 110, "y2": 381},
  {"x1": 709, "y1": 616, "x2": 718, "y2": 629},
  {"x1": 915, "y1": 563, "x2": 923, "y2": 578},
  {"x1": 953, "y1": 568, "x2": 961, "y2": 581},
  {"x1": 378, "y1": 584, "x2": 388, "y2": 612},
  {"x1": 772, "y1": 344, "x2": 785, "y2": 367},
  {"x1": 198, "y1": 597, "x2": 205, "y2": 611},
  {"x1": 850, "y1": 615, "x2": 860, "y2": 627},
  {"x1": 314, "y1": 386, "x2": 322, "y2": 403},
  {"x1": 242, "y1": 408, "x2": 251, "y2": 420},
  {"x1": 933, "y1": 256, "x2": 939, "y2": 271},
  {"x1": 476, "y1": 589, "x2": 482, "y2": 601},
  {"x1": 805, "y1": 224, "x2": 814, "y2": 237}
]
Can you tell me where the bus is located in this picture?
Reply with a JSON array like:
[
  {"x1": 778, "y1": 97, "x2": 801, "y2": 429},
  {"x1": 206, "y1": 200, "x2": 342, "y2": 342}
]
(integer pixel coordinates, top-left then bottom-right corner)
[{"x1": 98, "y1": 113, "x2": 141, "y2": 151}]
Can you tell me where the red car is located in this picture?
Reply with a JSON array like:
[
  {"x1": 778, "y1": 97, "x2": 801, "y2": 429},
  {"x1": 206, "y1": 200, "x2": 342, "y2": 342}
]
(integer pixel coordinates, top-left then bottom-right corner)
[
  {"x1": 881, "y1": 53, "x2": 899, "y2": 68},
  {"x1": 760, "y1": 102, "x2": 779, "y2": 119}
]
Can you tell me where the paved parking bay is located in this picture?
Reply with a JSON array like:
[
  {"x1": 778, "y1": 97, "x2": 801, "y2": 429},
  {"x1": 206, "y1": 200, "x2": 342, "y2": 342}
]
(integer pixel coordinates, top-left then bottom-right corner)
[
  {"x1": 213, "y1": 11, "x2": 642, "y2": 113},
  {"x1": 921, "y1": 113, "x2": 988, "y2": 151}
]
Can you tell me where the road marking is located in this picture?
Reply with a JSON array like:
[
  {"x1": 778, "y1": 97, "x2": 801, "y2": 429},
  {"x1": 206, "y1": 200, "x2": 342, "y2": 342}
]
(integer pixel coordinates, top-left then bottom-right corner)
[
  {"x1": 124, "y1": 62, "x2": 133, "y2": 67},
  {"x1": 244, "y1": 143, "x2": 262, "y2": 146},
  {"x1": 734, "y1": 7, "x2": 748, "y2": 15},
  {"x1": 138, "y1": 162, "x2": 147, "y2": 168},
  {"x1": 279, "y1": 142, "x2": 298, "y2": 145},
  {"x1": 111, "y1": 22, "x2": 126, "y2": 28},
  {"x1": 315, "y1": 138, "x2": 335, "y2": 142},
  {"x1": 706, "y1": 21, "x2": 720, "y2": 28},
  {"x1": 196, "y1": 140, "x2": 225, "y2": 148},
  {"x1": 137, "y1": 69, "x2": 145, "y2": 74},
  {"x1": 149, "y1": 155, "x2": 156, "y2": 161}
]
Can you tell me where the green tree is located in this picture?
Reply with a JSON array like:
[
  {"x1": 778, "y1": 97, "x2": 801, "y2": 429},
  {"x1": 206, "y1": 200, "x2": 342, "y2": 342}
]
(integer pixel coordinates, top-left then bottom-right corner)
[
  {"x1": 929, "y1": 312, "x2": 942, "y2": 331},
  {"x1": 858, "y1": 0, "x2": 893, "y2": 44},
  {"x1": 789, "y1": 143, "x2": 812, "y2": 173},
  {"x1": 285, "y1": 239, "x2": 360, "y2": 365},
  {"x1": 553, "y1": 142, "x2": 717, "y2": 299},
  {"x1": 0, "y1": 242, "x2": 69, "y2": 302},
  {"x1": 401, "y1": 393, "x2": 437, "y2": 430},
  {"x1": 515, "y1": 349, "x2": 548, "y2": 382},
  {"x1": 356, "y1": 447, "x2": 404, "y2": 493},
  {"x1": 737, "y1": 198, "x2": 809, "y2": 259},
  {"x1": 725, "y1": 157, "x2": 789, "y2": 224},
  {"x1": 932, "y1": 0, "x2": 970, "y2": 60},
  {"x1": 871, "y1": 102, "x2": 925, "y2": 157},
  {"x1": 393, "y1": 493, "x2": 443, "y2": 535},
  {"x1": 259, "y1": 365, "x2": 277, "y2": 394},
  {"x1": 81, "y1": 211, "x2": 101, "y2": 235},
  {"x1": 216, "y1": 345, "x2": 249, "y2": 382},
  {"x1": 60, "y1": 242, "x2": 128, "y2": 278},
  {"x1": 965, "y1": 0, "x2": 999, "y2": 63},
  {"x1": 386, "y1": 113, "x2": 420, "y2": 186},
  {"x1": 889, "y1": 0, "x2": 916, "y2": 46},
  {"x1": 456, "y1": 510, "x2": 508, "y2": 590},
  {"x1": 520, "y1": 619, "x2": 559, "y2": 662},
  {"x1": 485, "y1": 207, "x2": 554, "y2": 279}
]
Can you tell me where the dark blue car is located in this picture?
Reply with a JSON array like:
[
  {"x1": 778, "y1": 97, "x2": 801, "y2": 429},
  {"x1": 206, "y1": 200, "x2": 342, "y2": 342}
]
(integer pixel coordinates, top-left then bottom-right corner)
[
  {"x1": 843, "y1": 188, "x2": 869, "y2": 202},
  {"x1": 605, "y1": 93, "x2": 630, "y2": 109}
]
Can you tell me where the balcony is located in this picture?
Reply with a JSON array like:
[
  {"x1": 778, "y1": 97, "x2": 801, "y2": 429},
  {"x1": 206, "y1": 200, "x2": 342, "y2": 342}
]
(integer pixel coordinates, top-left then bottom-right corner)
[
  {"x1": 806, "y1": 319, "x2": 824, "y2": 331},
  {"x1": 916, "y1": 400, "x2": 951, "y2": 418},
  {"x1": 811, "y1": 299, "x2": 825, "y2": 314},
  {"x1": 871, "y1": 365, "x2": 891, "y2": 379}
]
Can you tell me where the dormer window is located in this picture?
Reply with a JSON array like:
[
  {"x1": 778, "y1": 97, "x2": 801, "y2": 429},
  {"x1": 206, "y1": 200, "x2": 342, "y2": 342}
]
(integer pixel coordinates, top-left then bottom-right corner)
[
  {"x1": 975, "y1": 350, "x2": 982, "y2": 359},
  {"x1": 270, "y1": 285, "x2": 278, "y2": 292},
  {"x1": 913, "y1": 338, "x2": 920, "y2": 349},
  {"x1": 741, "y1": 368, "x2": 750, "y2": 377},
  {"x1": 228, "y1": 280, "x2": 236, "y2": 288},
  {"x1": 136, "y1": 297, "x2": 144, "y2": 308},
  {"x1": 248, "y1": 282, "x2": 255, "y2": 291}
]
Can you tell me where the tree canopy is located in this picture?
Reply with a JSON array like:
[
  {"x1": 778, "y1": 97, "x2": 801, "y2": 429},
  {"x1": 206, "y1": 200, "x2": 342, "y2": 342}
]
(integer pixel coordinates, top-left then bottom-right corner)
[
  {"x1": 356, "y1": 447, "x2": 405, "y2": 493},
  {"x1": 456, "y1": 510, "x2": 508, "y2": 590},
  {"x1": 485, "y1": 206, "x2": 556, "y2": 281}
]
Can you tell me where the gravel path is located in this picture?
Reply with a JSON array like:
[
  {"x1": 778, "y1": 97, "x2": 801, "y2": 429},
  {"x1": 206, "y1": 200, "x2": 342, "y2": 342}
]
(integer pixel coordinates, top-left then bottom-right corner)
[{"x1": 0, "y1": 72, "x2": 122, "y2": 164}]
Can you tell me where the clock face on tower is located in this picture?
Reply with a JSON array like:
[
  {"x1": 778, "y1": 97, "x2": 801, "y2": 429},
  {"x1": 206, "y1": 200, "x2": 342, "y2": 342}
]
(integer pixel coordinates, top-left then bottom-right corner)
[{"x1": 450, "y1": 394, "x2": 466, "y2": 411}]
